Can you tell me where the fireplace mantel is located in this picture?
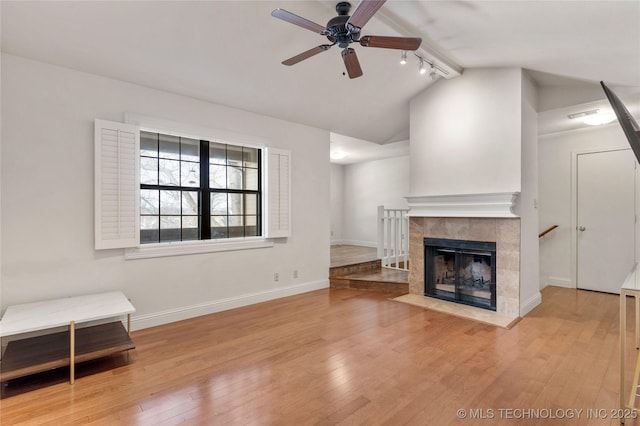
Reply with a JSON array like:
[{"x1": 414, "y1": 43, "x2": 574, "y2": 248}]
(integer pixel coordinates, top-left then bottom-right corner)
[{"x1": 405, "y1": 192, "x2": 520, "y2": 218}]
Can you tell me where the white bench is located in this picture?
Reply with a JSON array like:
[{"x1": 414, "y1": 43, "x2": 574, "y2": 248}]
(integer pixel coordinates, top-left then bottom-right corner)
[{"x1": 0, "y1": 291, "x2": 135, "y2": 384}]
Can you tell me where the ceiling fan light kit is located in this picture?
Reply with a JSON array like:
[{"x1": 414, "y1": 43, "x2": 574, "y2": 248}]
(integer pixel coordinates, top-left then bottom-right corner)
[{"x1": 271, "y1": 0, "x2": 422, "y2": 79}]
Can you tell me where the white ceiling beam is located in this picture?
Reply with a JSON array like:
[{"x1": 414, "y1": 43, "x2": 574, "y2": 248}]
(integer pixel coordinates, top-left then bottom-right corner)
[{"x1": 373, "y1": 7, "x2": 463, "y2": 79}]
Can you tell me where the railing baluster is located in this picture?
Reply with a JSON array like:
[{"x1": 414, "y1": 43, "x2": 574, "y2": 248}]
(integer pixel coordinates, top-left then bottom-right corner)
[{"x1": 377, "y1": 205, "x2": 410, "y2": 271}]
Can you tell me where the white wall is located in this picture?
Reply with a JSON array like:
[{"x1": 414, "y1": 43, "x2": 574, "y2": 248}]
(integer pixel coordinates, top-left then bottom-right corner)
[
  {"x1": 1, "y1": 54, "x2": 330, "y2": 329},
  {"x1": 539, "y1": 124, "x2": 633, "y2": 289},
  {"x1": 519, "y1": 71, "x2": 540, "y2": 315},
  {"x1": 409, "y1": 68, "x2": 522, "y2": 197},
  {"x1": 330, "y1": 163, "x2": 344, "y2": 244},
  {"x1": 341, "y1": 156, "x2": 410, "y2": 247}
]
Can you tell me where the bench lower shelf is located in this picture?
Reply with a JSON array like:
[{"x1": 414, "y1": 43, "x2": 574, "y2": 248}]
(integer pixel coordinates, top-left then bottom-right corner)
[{"x1": 0, "y1": 322, "x2": 134, "y2": 382}]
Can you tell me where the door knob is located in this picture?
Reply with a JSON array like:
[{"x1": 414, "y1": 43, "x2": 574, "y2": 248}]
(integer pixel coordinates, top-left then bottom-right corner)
[{"x1": 577, "y1": 226, "x2": 586, "y2": 231}]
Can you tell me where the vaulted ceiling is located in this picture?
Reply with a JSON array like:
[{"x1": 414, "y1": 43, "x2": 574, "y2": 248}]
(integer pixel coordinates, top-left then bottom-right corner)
[{"x1": 2, "y1": 1, "x2": 639, "y2": 146}]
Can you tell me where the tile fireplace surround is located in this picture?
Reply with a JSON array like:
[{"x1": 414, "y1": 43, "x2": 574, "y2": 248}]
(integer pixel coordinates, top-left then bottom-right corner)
[{"x1": 407, "y1": 193, "x2": 521, "y2": 318}]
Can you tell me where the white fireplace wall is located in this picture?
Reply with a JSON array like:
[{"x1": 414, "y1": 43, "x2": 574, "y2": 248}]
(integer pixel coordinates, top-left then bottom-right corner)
[
  {"x1": 408, "y1": 67, "x2": 541, "y2": 317},
  {"x1": 409, "y1": 68, "x2": 523, "y2": 197}
]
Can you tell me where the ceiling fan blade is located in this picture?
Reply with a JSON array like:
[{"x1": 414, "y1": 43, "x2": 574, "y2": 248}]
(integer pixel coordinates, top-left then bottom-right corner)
[
  {"x1": 346, "y1": 0, "x2": 386, "y2": 32},
  {"x1": 360, "y1": 35, "x2": 422, "y2": 51},
  {"x1": 341, "y1": 48, "x2": 363, "y2": 79},
  {"x1": 282, "y1": 45, "x2": 332, "y2": 66},
  {"x1": 271, "y1": 9, "x2": 329, "y2": 35}
]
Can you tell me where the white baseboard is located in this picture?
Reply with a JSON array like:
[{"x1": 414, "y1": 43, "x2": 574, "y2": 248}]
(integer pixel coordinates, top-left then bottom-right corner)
[
  {"x1": 520, "y1": 291, "x2": 542, "y2": 317},
  {"x1": 546, "y1": 276, "x2": 574, "y2": 289},
  {"x1": 340, "y1": 239, "x2": 377, "y2": 248},
  {"x1": 331, "y1": 239, "x2": 345, "y2": 246},
  {"x1": 131, "y1": 279, "x2": 329, "y2": 331}
]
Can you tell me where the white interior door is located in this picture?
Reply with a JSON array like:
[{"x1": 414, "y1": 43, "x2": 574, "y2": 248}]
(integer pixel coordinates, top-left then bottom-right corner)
[{"x1": 577, "y1": 149, "x2": 636, "y2": 293}]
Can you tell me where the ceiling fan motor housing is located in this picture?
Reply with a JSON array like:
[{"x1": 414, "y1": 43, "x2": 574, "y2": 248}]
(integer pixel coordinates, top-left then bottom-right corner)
[{"x1": 326, "y1": 2, "x2": 359, "y2": 48}]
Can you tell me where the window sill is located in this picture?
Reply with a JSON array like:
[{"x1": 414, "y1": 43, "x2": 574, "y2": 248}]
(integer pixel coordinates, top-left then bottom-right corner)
[{"x1": 124, "y1": 238, "x2": 274, "y2": 260}]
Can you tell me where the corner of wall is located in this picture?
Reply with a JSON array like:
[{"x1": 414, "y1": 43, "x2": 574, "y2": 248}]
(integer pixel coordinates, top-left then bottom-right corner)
[{"x1": 520, "y1": 291, "x2": 541, "y2": 317}]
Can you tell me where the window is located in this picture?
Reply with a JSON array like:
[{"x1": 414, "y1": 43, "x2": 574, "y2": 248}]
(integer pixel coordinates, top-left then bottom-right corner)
[
  {"x1": 139, "y1": 131, "x2": 261, "y2": 244},
  {"x1": 95, "y1": 118, "x2": 289, "y2": 256}
]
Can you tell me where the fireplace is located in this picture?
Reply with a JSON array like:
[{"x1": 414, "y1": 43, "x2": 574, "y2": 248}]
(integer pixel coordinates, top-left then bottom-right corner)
[{"x1": 424, "y1": 238, "x2": 497, "y2": 311}]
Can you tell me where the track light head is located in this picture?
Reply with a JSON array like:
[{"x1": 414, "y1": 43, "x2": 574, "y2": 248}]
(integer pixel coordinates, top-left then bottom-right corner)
[
  {"x1": 418, "y1": 58, "x2": 426, "y2": 75},
  {"x1": 400, "y1": 50, "x2": 407, "y2": 65},
  {"x1": 429, "y1": 65, "x2": 437, "y2": 80}
]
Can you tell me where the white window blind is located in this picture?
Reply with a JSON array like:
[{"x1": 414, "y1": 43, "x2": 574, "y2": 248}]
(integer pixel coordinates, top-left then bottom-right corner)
[
  {"x1": 265, "y1": 148, "x2": 291, "y2": 238},
  {"x1": 95, "y1": 119, "x2": 140, "y2": 249}
]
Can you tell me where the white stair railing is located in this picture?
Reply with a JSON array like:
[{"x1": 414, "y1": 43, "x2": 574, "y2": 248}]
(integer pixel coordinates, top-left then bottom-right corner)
[{"x1": 377, "y1": 205, "x2": 409, "y2": 271}]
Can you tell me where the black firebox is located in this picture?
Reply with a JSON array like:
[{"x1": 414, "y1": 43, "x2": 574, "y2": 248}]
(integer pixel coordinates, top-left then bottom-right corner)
[{"x1": 424, "y1": 238, "x2": 496, "y2": 311}]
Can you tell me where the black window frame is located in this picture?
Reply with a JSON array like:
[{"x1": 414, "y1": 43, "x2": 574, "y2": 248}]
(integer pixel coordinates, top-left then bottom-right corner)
[{"x1": 140, "y1": 131, "x2": 262, "y2": 244}]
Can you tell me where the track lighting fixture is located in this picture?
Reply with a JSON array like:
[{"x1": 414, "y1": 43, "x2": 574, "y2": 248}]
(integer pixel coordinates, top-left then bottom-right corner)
[
  {"x1": 418, "y1": 58, "x2": 426, "y2": 75},
  {"x1": 402, "y1": 52, "x2": 448, "y2": 79},
  {"x1": 429, "y1": 64, "x2": 437, "y2": 80}
]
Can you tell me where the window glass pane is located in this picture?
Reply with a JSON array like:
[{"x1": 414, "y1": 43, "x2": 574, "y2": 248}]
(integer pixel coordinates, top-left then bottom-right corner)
[
  {"x1": 210, "y1": 164, "x2": 226, "y2": 189},
  {"x1": 141, "y1": 189, "x2": 160, "y2": 215},
  {"x1": 228, "y1": 193, "x2": 243, "y2": 215},
  {"x1": 229, "y1": 216, "x2": 244, "y2": 238},
  {"x1": 159, "y1": 159, "x2": 180, "y2": 186},
  {"x1": 141, "y1": 216, "x2": 159, "y2": 229},
  {"x1": 210, "y1": 193, "x2": 227, "y2": 215},
  {"x1": 182, "y1": 191, "x2": 198, "y2": 215},
  {"x1": 182, "y1": 216, "x2": 199, "y2": 241},
  {"x1": 245, "y1": 215, "x2": 258, "y2": 237},
  {"x1": 159, "y1": 134, "x2": 180, "y2": 160},
  {"x1": 243, "y1": 147, "x2": 258, "y2": 168},
  {"x1": 141, "y1": 131, "x2": 158, "y2": 157},
  {"x1": 160, "y1": 216, "x2": 181, "y2": 242},
  {"x1": 210, "y1": 143, "x2": 226, "y2": 165},
  {"x1": 244, "y1": 168, "x2": 258, "y2": 191},
  {"x1": 140, "y1": 216, "x2": 159, "y2": 243},
  {"x1": 211, "y1": 216, "x2": 228, "y2": 239},
  {"x1": 181, "y1": 162, "x2": 200, "y2": 187},
  {"x1": 227, "y1": 145, "x2": 243, "y2": 167},
  {"x1": 181, "y1": 138, "x2": 199, "y2": 162},
  {"x1": 140, "y1": 134, "x2": 262, "y2": 244},
  {"x1": 141, "y1": 157, "x2": 158, "y2": 185},
  {"x1": 160, "y1": 190, "x2": 181, "y2": 215},
  {"x1": 227, "y1": 166, "x2": 243, "y2": 190},
  {"x1": 244, "y1": 194, "x2": 257, "y2": 215},
  {"x1": 229, "y1": 216, "x2": 244, "y2": 226}
]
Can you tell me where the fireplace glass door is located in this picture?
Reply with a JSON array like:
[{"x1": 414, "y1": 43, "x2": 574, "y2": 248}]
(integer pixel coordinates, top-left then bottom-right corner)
[{"x1": 425, "y1": 238, "x2": 496, "y2": 311}]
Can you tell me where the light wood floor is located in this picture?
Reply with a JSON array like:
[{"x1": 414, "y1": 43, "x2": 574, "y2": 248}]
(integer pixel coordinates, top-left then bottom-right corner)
[
  {"x1": 330, "y1": 244, "x2": 378, "y2": 268},
  {"x1": 1, "y1": 286, "x2": 638, "y2": 425}
]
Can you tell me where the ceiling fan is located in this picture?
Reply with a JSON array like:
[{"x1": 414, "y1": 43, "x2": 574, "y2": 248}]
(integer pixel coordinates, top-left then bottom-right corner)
[{"x1": 271, "y1": 0, "x2": 422, "y2": 79}]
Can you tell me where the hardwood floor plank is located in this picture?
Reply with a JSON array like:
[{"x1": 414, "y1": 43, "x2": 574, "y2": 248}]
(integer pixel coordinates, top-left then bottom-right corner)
[{"x1": 0, "y1": 287, "x2": 635, "y2": 425}]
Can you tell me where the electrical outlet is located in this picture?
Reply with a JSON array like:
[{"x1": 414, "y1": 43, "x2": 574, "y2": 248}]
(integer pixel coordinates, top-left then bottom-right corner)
[
  {"x1": 274, "y1": 272, "x2": 279, "y2": 282},
  {"x1": 293, "y1": 270, "x2": 299, "y2": 279}
]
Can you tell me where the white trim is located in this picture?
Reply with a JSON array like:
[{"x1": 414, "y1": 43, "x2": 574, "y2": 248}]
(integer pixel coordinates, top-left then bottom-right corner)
[
  {"x1": 339, "y1": 239, "x2": 377, "y2": 248},
  {"x1": 520, "y1": 291, "x2": 542, "y2": 317},
  {"x1": 546, "y1": 276, "x2": 574, "y2": 289},
  {"x1": 538, "y1": 121, "x2": 621, "y2": 138},
  {"x1": 406, "y1": 192, "x2": 520, "y2": 218},
  {"x1": 130, "y1": 279, "x2": 329, "y2": 330},
  {"x1": 125, "y1": 238, "x2": 274, "y2": 260},
  {"x1": 124, "y1": 112, "x2": 267, "y2": 148}
]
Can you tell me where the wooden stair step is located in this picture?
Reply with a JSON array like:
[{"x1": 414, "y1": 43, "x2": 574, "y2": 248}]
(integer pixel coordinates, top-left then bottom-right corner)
[{"x1": 329, "y1": 259, "x2": 381, "y2": 278}]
